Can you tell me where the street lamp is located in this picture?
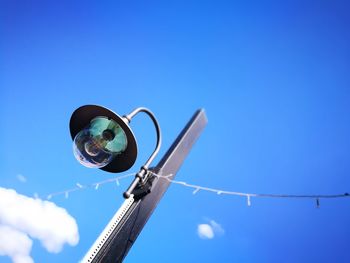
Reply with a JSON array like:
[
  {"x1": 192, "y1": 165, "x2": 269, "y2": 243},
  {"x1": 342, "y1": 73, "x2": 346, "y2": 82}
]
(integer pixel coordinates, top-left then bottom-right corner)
[
  {"x1": 69, "y1": 104, "x2": 161, "y2": 199},
  {"x1": 70, "y1": 105, "x2": 207, "y2": 263}
]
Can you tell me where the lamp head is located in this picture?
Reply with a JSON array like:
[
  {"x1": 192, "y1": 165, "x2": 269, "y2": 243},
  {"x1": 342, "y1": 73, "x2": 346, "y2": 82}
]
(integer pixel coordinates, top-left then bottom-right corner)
[{"x1": 69, "y1": 105, "x2": 137, "y2": 173}]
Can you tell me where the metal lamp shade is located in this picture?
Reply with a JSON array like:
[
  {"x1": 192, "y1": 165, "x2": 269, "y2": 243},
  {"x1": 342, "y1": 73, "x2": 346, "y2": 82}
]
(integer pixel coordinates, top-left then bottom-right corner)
[{"x1": 69, "y1": 105, "x2": 138, "y2": 173}]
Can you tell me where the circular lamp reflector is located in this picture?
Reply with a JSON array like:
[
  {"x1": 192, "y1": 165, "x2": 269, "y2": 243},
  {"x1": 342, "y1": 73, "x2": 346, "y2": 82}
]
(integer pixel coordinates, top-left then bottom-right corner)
[
  {"x1": 73, "y1": 117, "x2": 128, "y2": 168},
  {"x1": 70, "y1": 105, "x2": 137, "y2": 173}
]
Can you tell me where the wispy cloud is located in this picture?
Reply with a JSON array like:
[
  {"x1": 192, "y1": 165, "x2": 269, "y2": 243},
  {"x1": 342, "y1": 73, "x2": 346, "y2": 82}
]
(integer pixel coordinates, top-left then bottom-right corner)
[
  {"x1": 197, "y1": 219, "x2": 224, "y2": 240},
  {"x1": 16, "y1": 174, "x2": 27, "y2": 183},
  {"x1": 0, "y1": 187, "x2": 79, "y2": 262},
  {"x1": 209, "y1": 220, "x2": 225, "y2": 236}
]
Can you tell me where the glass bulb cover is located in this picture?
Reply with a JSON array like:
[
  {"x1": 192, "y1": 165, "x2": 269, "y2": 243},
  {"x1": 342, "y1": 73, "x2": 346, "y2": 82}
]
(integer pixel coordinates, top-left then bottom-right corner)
[{"x1": 73, "y1": 117, "x2": 128, "y2": 168}]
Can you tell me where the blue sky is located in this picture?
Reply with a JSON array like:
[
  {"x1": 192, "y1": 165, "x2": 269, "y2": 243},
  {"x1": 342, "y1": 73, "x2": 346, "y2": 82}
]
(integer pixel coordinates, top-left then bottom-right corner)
[{"x1": 1, "y1": 1, "x2": 350, "y2": 262}]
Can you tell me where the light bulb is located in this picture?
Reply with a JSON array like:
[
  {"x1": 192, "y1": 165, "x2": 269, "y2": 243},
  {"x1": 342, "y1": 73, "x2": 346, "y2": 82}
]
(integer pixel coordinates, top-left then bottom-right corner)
[{"x1": 73, "y1": 117, "x2": 128, "y2": 168}]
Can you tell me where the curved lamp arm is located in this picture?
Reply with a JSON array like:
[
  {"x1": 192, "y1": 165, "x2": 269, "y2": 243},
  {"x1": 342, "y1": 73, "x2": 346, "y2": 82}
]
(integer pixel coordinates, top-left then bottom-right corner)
[{"x1": 123, "y1": 108, "x2": 162, "y2": 198}]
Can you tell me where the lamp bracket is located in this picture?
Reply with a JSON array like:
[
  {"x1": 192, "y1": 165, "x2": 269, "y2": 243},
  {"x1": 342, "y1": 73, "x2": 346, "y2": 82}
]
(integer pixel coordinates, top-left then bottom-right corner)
[{"x1": 131, "y1": 171, "x2": 156, "y2": 200}]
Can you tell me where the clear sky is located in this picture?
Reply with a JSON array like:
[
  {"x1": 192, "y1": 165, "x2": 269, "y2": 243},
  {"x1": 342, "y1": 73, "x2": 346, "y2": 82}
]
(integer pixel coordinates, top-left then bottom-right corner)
[{"x1": 1, "y1": 1, "x2": 350, "y2": 262}]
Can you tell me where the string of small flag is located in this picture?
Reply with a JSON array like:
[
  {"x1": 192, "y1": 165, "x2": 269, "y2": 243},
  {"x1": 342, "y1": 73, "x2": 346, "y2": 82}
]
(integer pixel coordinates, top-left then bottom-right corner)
[
  {"x1": 151, "y1": 172, "x2": 350, "y2": 207},
  {"x1": 46, "y1": 172, "x2": 135, "y2": 200},
  {"x1": 45, "y1": 171, "x2": 350, "y2": 208}
]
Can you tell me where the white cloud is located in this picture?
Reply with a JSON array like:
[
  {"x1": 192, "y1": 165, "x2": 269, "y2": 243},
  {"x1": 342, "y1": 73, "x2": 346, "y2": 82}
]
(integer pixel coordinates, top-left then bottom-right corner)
[
  {"x1": 0, "y1": 187, "x2": 79, "y2": 262},
  {"x1": 197, "y1": 219, "x2": 224, "y2": 240},
  {"x1": 197, "y1": 224, "x2": 214, "y2": 239},
  {"x1": 0, "y1": 226, "x2": 33, "y2": 263}
]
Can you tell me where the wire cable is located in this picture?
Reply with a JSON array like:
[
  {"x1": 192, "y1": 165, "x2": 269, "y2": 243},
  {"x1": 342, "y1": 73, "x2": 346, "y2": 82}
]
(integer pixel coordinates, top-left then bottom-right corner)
[{"x1": 45, "y1": 171, "x2": 350, "y2": 207}]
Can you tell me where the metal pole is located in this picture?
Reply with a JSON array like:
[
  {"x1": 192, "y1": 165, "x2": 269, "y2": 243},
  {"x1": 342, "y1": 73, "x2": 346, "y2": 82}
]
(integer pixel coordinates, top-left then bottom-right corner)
[{"x1": 80, "y1": 109, "x2": 207, "y2": 263}]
